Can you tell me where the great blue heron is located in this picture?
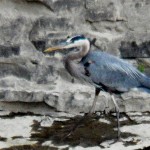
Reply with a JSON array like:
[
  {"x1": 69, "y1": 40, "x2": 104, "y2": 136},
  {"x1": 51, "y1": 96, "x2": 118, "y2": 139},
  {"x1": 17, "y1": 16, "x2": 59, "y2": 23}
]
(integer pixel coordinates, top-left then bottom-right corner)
[{"x1": 44, "y1": 35, "x2": 150, "y2": 139}]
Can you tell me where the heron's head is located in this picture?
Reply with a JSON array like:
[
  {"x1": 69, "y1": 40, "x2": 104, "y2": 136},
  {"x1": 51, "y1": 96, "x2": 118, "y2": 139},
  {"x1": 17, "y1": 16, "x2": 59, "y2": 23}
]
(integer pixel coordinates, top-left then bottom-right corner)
[{"x1": 44, "y1": 35, "x2": 90, "y2": 53}]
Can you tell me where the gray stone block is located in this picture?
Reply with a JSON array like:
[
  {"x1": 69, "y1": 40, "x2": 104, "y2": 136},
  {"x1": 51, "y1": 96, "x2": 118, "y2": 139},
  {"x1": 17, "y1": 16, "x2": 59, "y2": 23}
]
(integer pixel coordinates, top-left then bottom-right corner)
[{"x1": 0, "y1": 0, "x2": 149, "y2": 116}]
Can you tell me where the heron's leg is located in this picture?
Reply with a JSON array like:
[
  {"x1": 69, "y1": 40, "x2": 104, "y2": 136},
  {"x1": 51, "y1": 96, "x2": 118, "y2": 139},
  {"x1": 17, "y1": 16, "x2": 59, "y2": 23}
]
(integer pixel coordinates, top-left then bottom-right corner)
[
  {"x1": 89, "y1": 88, "x2": 101, "y2": 114},
  {"x1": 111, "y1": 94, "x2": 121, "y2": 139},
  {"x1": 63, "y1": 88, "x2": 100, "y2": 139}
]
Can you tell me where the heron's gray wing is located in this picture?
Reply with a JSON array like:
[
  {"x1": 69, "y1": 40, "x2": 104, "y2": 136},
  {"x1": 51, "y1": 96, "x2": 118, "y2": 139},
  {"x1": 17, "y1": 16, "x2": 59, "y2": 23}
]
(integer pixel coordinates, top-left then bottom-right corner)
[{"x1": 81, "y1": 51, "x2": 143, "y2": 92}]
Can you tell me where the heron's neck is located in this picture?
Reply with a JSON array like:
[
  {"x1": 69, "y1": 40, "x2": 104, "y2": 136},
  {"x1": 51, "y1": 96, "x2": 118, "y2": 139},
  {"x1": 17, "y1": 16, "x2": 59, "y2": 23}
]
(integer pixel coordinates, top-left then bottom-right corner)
[
  {"x1": 66, "y1": 42, "x2": 90, "y2": 61},
  {"x1": 63, "y1": 42, "x2": 90, "y2": 77}
]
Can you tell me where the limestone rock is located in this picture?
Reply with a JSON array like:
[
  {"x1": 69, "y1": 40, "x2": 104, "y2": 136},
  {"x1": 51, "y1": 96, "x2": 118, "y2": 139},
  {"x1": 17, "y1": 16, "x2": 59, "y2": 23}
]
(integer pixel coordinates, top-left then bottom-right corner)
[
  {"x1": 121, "y1": 88, "x2": 150, "y2": 112},
  {"x1": 85, "y1": 0, "x2": 123, "y2": 22},
  {"x1": 120, "y1": 40, "x2": 150, "y2": 58},
  {"x1": 0, "y1": 0, "x2": 149, "y2": 115}
]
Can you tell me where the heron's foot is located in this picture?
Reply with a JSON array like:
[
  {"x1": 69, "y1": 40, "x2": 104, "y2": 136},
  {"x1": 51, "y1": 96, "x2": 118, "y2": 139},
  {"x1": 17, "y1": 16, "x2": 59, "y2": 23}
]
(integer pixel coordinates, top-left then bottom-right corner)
[
  {"x1": 117, "y1": 137, "x2": 123, "y2": 142},
  {"x1": 61, "y1": 130, "x2": 73, "y2": 141},
  {"x1": 62, "y1": 112, "x2": 100, "y2": 141},
  {"x1": 62, "y1": 113, "x2": 93, "y2": 141},
  {"x1": 110, "y1": 137, "x2": 124, "y2": 145}
]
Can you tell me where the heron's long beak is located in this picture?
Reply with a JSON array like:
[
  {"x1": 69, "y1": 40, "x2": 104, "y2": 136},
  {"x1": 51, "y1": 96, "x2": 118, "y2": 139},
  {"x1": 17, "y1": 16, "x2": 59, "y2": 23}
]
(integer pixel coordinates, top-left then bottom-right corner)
[{"x1": 44, "y1": 46, "x2": 64, "y2": 53}]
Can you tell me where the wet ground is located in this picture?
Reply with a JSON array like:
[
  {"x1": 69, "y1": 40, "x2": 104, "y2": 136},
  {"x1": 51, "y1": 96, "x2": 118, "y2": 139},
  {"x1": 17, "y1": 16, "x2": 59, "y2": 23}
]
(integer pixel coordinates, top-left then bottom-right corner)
[
  {"x1": 0, "y1": 112, "x2": 150, "y2": 150},
  {"x1": 31, "y1": 113, "x2": 136, "y2": 147}
]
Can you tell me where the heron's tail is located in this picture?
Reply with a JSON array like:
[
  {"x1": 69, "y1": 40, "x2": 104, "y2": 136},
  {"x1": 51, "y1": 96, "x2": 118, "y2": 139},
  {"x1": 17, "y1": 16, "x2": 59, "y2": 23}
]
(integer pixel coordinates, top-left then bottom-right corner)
[{"x1": 140, "y1": 74, "x2": 150, "y2": 89}]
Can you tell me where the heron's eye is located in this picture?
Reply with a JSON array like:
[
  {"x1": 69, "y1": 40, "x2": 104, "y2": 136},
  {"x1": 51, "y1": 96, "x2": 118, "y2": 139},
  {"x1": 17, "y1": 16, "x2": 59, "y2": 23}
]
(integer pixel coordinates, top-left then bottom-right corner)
[{"x1": 71, "y1": 40, "x2": 75, "y2": 43}]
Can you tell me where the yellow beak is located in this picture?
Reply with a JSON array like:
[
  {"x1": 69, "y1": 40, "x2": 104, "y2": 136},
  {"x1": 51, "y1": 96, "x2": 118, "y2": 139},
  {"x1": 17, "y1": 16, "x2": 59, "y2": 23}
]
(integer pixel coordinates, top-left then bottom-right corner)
[{"x1": 44, "y1": 46, "x2": 64, "y2": 53}]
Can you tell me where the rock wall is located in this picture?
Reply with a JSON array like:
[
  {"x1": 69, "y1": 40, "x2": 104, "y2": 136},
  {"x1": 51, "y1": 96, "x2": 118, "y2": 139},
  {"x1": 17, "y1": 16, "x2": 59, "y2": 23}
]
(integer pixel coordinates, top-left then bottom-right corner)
[{"x1": 0, "y1": 0, "x2": 150, "y2": 115}]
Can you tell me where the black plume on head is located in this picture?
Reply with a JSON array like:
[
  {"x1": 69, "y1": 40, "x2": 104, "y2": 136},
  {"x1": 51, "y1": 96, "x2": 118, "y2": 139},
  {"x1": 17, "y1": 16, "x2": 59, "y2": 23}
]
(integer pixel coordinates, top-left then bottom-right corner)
[{"x1": 69, "y1": 35, "x2": 86, "y2": 43}]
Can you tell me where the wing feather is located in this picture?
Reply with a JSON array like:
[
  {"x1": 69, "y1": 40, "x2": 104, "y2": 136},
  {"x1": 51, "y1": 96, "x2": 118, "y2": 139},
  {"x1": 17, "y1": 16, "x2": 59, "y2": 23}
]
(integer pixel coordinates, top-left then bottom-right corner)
[{"x1": 81, "y1": 51, "x2": 142, "y2": 91}]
